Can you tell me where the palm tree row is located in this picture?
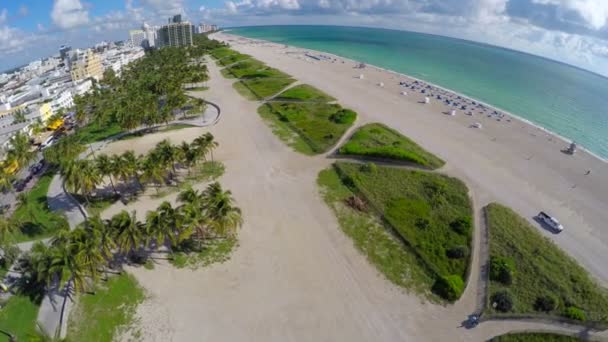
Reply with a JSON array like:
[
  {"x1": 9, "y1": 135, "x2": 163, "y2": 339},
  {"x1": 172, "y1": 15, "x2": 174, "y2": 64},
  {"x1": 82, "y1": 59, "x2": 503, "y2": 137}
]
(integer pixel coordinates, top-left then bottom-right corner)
[
  {"x1": 60, "y1": 133, "x2": 218, "y2": 202},
  {"x1": 0, "y1": 131, "x2": 35, "y2": 192},
  {"x1": 23, "y1": 181, "x2": 242, "y2": 294},
  {"x1": 73, "y1": 44, "x2": 210, "y2": 131}
]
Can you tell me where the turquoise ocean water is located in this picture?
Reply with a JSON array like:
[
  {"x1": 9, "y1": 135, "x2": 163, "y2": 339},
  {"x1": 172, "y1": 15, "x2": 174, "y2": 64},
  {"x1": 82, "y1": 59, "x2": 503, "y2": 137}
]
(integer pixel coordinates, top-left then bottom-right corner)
[{"x1": 228, "y1": 25, "x2": 608, "y2": 159}]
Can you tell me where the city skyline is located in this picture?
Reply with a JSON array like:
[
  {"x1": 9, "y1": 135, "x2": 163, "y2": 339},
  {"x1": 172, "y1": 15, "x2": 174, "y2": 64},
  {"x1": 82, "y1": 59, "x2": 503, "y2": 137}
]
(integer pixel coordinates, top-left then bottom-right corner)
[{"x1": 1, "y1": 1, "x2": 608, "y2": 77}]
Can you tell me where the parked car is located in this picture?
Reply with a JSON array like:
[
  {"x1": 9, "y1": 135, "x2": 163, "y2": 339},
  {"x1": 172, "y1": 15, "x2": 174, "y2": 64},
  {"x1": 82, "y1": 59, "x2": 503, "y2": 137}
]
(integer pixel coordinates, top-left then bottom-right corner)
[{"x1": 537, "y1": 211, "x2": 564, "y2": 232}]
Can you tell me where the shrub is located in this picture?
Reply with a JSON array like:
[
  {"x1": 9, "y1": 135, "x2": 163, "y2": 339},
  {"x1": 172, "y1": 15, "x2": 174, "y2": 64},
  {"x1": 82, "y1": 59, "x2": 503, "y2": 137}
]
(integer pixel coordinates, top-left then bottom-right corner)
[
  {"x1": 360, "y1": 162, "x2": 377, "y2": 173},
  {"x1": 534, "y1": 294, "x2": 558, "y2": 312},
  {"x1": 446, "y1": 245, "x2": 469, "y2": 259},
  {"x1": 564, "y1": 306, "x2": 586, "y2": 321},
  {"x1": 330, "y1": 109, "x2": 357, "y2": 124},
  {"x1": 450, "y1": 216, "x2": 472, "y2": 235},
  {"x1": 432, "y1": 275, "x2": 464, "y2": 301},
  {"x1": 489, "y1": 256, "x2": 515, "y2": 285},
  {"x1": 0, "y1": 244, "x2": 20, "y2": 268},
  {"x1": 491, "y1": 290, "x2": 513, "y2": 312}
]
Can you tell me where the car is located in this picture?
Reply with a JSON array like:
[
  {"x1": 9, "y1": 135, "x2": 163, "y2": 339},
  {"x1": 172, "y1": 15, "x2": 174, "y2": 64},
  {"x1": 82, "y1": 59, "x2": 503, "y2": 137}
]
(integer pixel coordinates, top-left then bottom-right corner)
[{"x1": 537, "y1": 211, "x2": 564, "y2": 232}]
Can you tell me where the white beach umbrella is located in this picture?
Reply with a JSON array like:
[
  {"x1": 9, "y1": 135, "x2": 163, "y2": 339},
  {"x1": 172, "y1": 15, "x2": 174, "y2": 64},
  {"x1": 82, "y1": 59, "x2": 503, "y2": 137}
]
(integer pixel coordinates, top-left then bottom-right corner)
[
  {"x1": 424, "y1": 97, "x2": 430, "y2": 104},
  {"x1": 359, "y1": 74, "x2": 365, "y2": 79},
  {"x1": 450, "y1": 109, "x2": 456, "y2": 116},
  {"x1": 401, "y1": 91, "x2": 408, "y2": 96},
  {"x1": 378, "y1": 82, "x2": 384, "y2": 87}
]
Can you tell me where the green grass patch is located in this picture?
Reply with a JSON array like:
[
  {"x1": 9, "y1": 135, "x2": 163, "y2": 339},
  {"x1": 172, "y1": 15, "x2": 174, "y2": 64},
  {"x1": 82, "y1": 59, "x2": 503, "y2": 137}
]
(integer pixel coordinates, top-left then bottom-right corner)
[
  {"x1": 218, "y1": 53, "x2": 251, "y2": 66},
  {"x1": 184, "y1": 161, "x2": 225, "y2": 182},
  {"x1": 486, "y1": 203, "x2": 608, "y2": 322},
  {"x1": 334, "y1": 162, "x2": 473, "y2": 300},
  {"x1": 317, "y1": 167, "x2": 436, "y2": 299},
  {"x1": 225, "y1": 59, "x2": 290, "y2": 79},
  {"x1": 0, "y1": 295, "x2": 40, "y2": 341},
  {"x1": 232, "y1": 81, "x2": 259, "y2": 101},
  {"x1": 169, "y1": 238, "x2": 237, "y2": 269},
  {"x1": 489, "y1": 332, "x2": 583, "y2": 342},
  {"x1": 258, "y1": 105, "x2": 315, "y2": 155},
  {"x1": 186, "y1": 86, "x2": 209, "y2": 92},
  {"x1": 67, "y1": 273, "x2": 145, "y2": 342},
  {"x1": 10, "y1": 171, "x2": 69, "y2": 242},
  {"x1": 75, "y1": 120, "x2": 124, "y2": 144},
  {"x1": 339, "y1": 123, "x2": 445, "y2": 169},
  {"x1": 210, "y1": 47, "x2": 238, "y2": 60},
  {"x1": 239, "y1": 78, "x2": 296, "y2": 100},
  {"x1": 220, "y1": 68, "x2": 236, "y2": 79},
  {"x1": 274, "y1": 84, "x2": 335, "y2": 102},
  {"x1": 259, "y1": 102, "x2": 357, "y2": 154}
]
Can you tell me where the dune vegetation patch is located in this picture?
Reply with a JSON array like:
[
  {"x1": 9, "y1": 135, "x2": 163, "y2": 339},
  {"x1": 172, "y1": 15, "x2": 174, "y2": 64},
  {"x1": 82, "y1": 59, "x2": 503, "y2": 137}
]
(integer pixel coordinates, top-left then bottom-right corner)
[
  {"x1": 339, "y1": 123, "x2": 445, "y2": 169},
  {"x1": 258, "y1": 102, "x2": 357, "y2": 154},
  {"x1": 485, "y1": 203, "x2": 608, "y2": 323},
  {"x1": 324, "y1": 162, "x2": 473, "y2": 301}
]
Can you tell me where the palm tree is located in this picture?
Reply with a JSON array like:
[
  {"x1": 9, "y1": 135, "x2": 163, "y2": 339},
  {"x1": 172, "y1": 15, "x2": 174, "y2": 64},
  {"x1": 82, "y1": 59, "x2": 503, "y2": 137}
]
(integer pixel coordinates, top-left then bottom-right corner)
[
  {"x1": 110, "y1": 210, "x2": 144, "y2": 255},
  {"x1": 110, "y1": 154, "x2": 127, "y2": 185},
  {"x1": 71, "y1": 227, "x2": 105, "y2": 288},
  {"x1": 77, "y1": 159, "x2": 102, "y2": 205},
  {"x1": 155, "y1": 140, "x2": 179, "y2": 178},
  {"x1": 0, "y1": 167, "x2": 13, "y2": 193},
  {"x1": 95, "y1": 154, "x2": 118, "y2": 195},
  {"x1": 48, "y1": 241, "x2": 87, "y2": 294},
  {"x1": 203, "y1": 133, "x2": 218, "y2": 162},
  {"x1": 0, "y1": 216, "x2": 16, "y2": 245},
  {"x1": 87, "y1": 215, "x2": 117, "y2": 278},
  {"x1": 203, "y1": 182, "x2": 243, "y2": 238},
  {"x1": 140, "y1": 155, "x2": 166, "y2": 192},
  {"x1": 146, "y1": 201, "x2": 179, "y2": 247},
  {"x1": 6, "y1": 131, "x2": 34, "y2": 169},
  {"x1": 121, "y1": 151, "x2": 142, "y2": 190}
]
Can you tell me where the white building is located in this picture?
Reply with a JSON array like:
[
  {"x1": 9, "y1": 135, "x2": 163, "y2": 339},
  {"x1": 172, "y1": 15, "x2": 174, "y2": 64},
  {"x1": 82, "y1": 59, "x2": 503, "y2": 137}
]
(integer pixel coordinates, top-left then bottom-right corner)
[
  {"x1": 51, "y1": 90, "x2": 73, "y2": 114},
  {"x1": 197, "y1": 23, "x2": 218, "y2": 34},
  {"x1": 129, "y1": 29, "x2": 146, "y2": 48}
]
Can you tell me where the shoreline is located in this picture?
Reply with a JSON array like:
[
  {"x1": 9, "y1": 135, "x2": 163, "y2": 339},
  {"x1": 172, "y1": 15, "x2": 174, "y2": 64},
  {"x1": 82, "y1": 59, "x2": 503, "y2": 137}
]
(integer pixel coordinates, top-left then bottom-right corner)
[{"x1": 220, "y1": 31, "x2": 607, "y2": 164}]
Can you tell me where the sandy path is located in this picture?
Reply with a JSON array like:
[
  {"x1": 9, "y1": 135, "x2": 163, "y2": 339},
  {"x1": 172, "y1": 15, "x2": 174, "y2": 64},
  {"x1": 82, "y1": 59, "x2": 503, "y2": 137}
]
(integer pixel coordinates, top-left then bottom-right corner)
[{"x1": 119, "y1": 47, "x2": 608, "y2": 341}]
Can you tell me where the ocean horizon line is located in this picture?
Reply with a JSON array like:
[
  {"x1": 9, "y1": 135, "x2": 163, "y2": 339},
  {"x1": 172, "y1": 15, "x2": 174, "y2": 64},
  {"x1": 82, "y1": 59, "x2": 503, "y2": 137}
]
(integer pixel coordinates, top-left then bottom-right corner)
[{"x1": 224, "y1": 24, "x2": 608, "y2": 81}]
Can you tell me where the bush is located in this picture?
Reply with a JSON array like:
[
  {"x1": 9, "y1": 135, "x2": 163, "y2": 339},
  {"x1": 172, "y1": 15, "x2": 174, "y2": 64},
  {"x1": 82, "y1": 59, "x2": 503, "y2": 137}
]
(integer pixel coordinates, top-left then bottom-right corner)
[
  {"x1": 564, "y1": 306, "x2": 586, "y2": 321},
  {"x1": 360, "y1": 162, "x2": 377, "y2": 173},
  {"x1": 491, "y1": 290, "x2": 513, "y2": 312},
  {"x1": 446, "y1": 245, "x2": 469, "y2": 259},
  {"x1": 489, "y1": 256, "x2": 515, "y2": 285},
  {"x1": 0, "y1": 244, "x2": 20, "y2": 268},
  {"x1": 450, "y1": 216, "x2": 472, "y2": 235},
  {"x1": 534, "y1": 294, "x2": 557, "y2": 312},
  {"x1": 330, "y1": 109, "x2": 357, "y2": 124},
  {"x1": 432, "y1": 275, "x2": 464, "y2": 301}
]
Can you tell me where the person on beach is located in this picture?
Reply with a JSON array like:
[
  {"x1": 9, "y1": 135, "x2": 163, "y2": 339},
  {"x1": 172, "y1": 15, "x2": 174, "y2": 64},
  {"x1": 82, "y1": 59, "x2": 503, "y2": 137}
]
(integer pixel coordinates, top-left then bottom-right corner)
[{"x1": 585, "y1": 170, "x2": 591, "y2": 175}]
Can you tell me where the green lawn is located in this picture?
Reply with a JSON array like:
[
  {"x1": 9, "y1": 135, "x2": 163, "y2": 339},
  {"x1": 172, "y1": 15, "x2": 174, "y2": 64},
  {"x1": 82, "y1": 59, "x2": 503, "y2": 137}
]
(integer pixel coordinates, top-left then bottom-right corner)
[
  {"x1": 225, "y1": 59, "x2": 290, "y2": 79},
  {"x1": 232, "y1": 81, "x2": 259, "y2": 101},
  {"x1": 258, "y1": 102, "x2": 357, "y2": 154},
  {"x1": 237, "y1": 78, "x2": 296, "y2": 100},
  {"x1": 218, "y1": 53, "x2": 250, "y2": 66},
  {"x1": 67, "y1": 273, "x2": 145, "y2": 342},
  {"x1": 0, "y1": 295, "x2": 40, "y2": 341},
  {"x1": 318, "y1": 167, "x2": 435, "y2": 298},
  {"x1": 10, "y1": 171, "x2": 69, "y2": 242},
  {"x1": 489, "y1": 332, "x2": 583, "y2": 342},
  {"x1": 334, "y1": 162, "x2": 473, "y2": 300},
  {"x1": 339, "y1": 123, "x2": 445, "y2": 169},
  {"x1": 258, "y1": 104, "x2": 315, "y2": 155},
  {"x1": 274, "y1": 84, "x2": 335, "y2": 102},
  {"x1": 486, "y1": 203, "x2": 608, "y2": 322},
  {"x1": 74, "y1": 120, "x2": 124, "y2": 144},
  {"x1": 210, "y1": 47, "x2": 238, "y2": 60}
]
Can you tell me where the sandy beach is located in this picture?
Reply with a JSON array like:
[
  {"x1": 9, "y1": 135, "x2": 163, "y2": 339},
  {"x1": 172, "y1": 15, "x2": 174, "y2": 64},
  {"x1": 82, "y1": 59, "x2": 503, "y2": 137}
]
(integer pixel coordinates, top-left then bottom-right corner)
[{"x1": 107, "y1": 32, "x2": 608, "y2": 341}]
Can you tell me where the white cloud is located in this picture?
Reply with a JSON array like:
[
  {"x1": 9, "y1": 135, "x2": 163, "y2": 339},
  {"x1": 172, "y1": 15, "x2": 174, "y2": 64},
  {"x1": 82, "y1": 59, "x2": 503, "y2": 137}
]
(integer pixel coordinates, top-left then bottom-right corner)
[
  {"x1": 532, "y1": 0, "x2": 608, "y2": 30},
  {"x1": 51, "y1": 0, "x2": 90, "y2": 29}
]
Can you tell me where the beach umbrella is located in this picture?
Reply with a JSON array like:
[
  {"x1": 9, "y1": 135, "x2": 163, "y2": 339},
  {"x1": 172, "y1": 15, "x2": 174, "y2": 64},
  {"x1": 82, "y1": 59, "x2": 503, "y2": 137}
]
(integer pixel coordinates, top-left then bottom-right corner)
[
  {"x1": 401, "y1": 91, "x2": 407, "y2": 96},
  {"x1": 424, "y1": 97, "x2": 430, "y2": 104},
  {"x1": 450, "y1": 109, "x2": 456, "y2": 116},
  {"x1": 359, "y1": 74, "x2": 364, "y2": 79}
]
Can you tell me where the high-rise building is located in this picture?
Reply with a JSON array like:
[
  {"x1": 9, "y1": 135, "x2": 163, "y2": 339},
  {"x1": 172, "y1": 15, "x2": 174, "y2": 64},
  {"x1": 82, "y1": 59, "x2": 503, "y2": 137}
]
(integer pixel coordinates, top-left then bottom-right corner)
[
  {"x1": 59, "y1": 45, "x2": 72, "y2": 60},
  {"x1": 197, "y1": 23, "x2": 219, "y2": 34},
  {"x1": 129, "y1": 29, "x2": 146, "y2": 47},
  {"x1": 157, "y1": 16, "x2": 194, "y2": 48},
  {"x1": 142, "y1": 23, "x2": 157, "y2": 48},
  {"x1": 171, "y1": 14, "x2": 182, "y2": 23},
  {"x1": 69, "y1": 49, "x2": 103, "y2": 82}
]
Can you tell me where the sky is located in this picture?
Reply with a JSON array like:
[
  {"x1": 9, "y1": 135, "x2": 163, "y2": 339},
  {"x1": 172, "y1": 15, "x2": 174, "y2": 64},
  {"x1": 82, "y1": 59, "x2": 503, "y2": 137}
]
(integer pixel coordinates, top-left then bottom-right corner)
[{"x1": 1, "y1": 1, "x2": 608, "y2": 77}]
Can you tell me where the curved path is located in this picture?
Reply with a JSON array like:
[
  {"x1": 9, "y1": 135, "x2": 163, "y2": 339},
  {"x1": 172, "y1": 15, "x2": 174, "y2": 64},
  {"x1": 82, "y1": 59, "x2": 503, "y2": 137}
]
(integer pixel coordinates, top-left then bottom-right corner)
[{"x1": 120, "y1": 52, "x2": 608, "y2": 341}]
